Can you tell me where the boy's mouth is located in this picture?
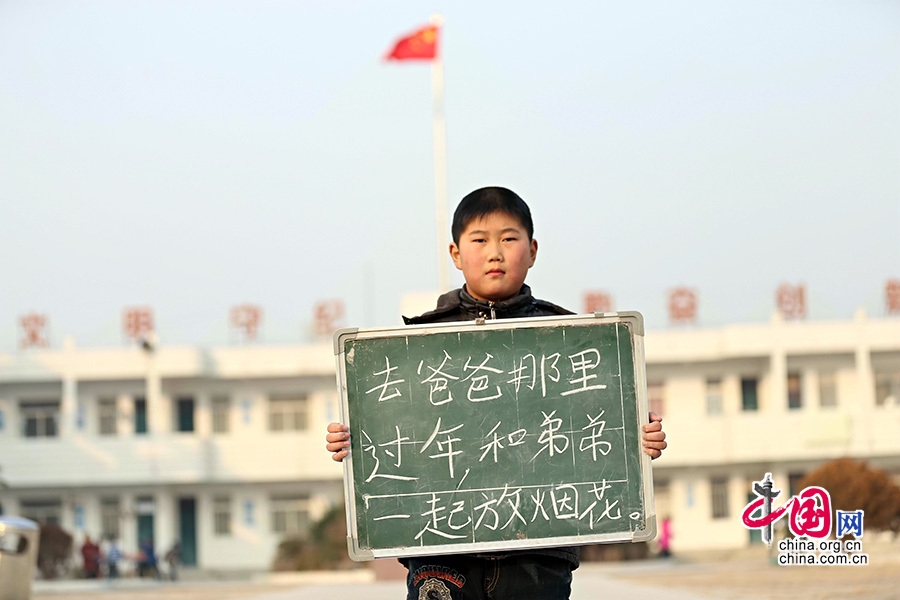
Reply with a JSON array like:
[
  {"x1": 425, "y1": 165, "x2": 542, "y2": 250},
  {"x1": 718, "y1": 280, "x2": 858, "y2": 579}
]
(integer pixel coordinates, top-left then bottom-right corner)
[{"x1": 486, "y1": 269, "x2": 505, "y2": 276}]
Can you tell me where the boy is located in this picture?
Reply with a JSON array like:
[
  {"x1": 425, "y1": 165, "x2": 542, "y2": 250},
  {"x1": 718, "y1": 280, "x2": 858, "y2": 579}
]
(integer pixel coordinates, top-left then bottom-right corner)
[{"x1": 326, "y1": 186, "x2": 667, "y2": 599}]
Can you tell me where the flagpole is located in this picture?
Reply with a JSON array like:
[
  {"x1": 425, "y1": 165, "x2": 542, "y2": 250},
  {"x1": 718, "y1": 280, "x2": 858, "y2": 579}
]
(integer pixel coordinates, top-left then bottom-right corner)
[{"x1": 431, "y1": 13, "x2": 450, "y2": 293}]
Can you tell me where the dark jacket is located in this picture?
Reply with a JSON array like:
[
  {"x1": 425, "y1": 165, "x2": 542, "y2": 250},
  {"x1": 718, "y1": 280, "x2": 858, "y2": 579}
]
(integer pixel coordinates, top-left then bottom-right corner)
[
  {"x1": 403, "y1": 284, "x2": 573, "y2": 325},
  {"x1": 402, "y1": 284, "x2": 580, "y2": 569}
]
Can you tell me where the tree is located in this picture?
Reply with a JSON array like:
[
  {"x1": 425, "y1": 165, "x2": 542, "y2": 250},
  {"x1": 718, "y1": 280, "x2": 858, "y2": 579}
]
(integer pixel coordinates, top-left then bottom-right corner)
[
  {"x1": 799, "y1": 458, "x2": 900, "y2": 535},
  {"x1": 37, "y1": 523, "x2": 73, "y2": 579},
  {"x1": 272, "y1": 505, "x2": 357, "y2": 571}
]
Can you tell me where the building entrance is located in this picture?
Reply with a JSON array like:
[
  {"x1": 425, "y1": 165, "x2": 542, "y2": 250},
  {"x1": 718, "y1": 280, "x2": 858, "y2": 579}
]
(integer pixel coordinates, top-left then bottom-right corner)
[{"x1": 178, "y1": 497, "x2": 197, "y2": 566}]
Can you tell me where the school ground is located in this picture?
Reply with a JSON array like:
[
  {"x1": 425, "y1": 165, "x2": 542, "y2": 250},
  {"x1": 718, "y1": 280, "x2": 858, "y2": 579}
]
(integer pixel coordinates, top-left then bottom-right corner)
[{"x1": 31, "y1": 540, "x2": 900, "y2": 600}]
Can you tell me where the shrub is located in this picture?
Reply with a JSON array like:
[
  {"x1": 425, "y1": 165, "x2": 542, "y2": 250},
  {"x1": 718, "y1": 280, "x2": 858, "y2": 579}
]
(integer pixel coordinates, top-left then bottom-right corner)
[
  {"x1": 799, "y1": 458, "x2": 900, "y2": 535},
  {"x1": 37, "y1": 523, "x2": 73, "y2": 579},
  {"x1": 272, "y1": 505, "x2": 356, "y2": 571}
]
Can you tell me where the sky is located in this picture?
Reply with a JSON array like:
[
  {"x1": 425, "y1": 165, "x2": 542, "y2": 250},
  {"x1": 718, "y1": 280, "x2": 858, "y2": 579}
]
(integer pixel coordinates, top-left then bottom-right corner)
[{"x1": 1, "y1": 1, "x2": 898, "y2": 350}]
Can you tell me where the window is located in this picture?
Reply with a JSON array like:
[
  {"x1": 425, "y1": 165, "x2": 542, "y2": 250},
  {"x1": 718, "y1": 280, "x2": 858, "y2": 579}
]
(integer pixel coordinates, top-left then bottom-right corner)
[
  {"x1": 212, "y1": 397, "x2": 230, "y2": 434},
  {"x1": 244, "y1": 500, "x2": 255, "y2": 526},
  {"x1": 711, "y1": 477, "x2": 729, "y2": 519},
  {"x1": 176, "y1": 396, "x2": 195, "y2": 432},
  {"x1": 20, "y1": 499, "x2": 62, "y2": 525},
  {"x1": 268, "y1": 396, "x2": 308, "y2": 432},
  {"x1": 647, "y1": 383, "x2": 664, "y2": 418},
  {"x1": 98, "y1": 398, "x2": 117, "y2": 436},
  {"x1": 100, "y1": 498, "x2": 120, "y2": 540},
  {"x1": 214, "y1": 497, "x2": 232, "y2": 535},
  {"x1": 819, "y1": 372, "x2": 838, "y2": 408},
  {"x1": 706, "y1": 379, "x2": 723, "y2": 415},
  {"x1": 271, "y1": 496, "x2": 310, "y2": 536},
  {"x1": 875, "y1": 372, "x2": 900, "y2": 407},
  {"x1": 741, "y1": 377, "x2": 758, "y2": 411},
  {"x1": 788, "y1": 373, "x2": 802, "y2": 410},
  {"x1": 20, "y1": 401, "x2": 60, "y2": 438},
  {"x1": 788, "y1": 472, "x2": 806, "y2": 497},
  {"x1": 134, "y1": 397, "x2": 147, "y2": 435}
]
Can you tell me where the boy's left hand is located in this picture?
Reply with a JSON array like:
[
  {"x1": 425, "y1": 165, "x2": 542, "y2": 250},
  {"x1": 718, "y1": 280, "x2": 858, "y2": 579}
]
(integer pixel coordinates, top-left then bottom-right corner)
[{"x1": 641, "y1": 412, "x2": 667, "y2": 459}]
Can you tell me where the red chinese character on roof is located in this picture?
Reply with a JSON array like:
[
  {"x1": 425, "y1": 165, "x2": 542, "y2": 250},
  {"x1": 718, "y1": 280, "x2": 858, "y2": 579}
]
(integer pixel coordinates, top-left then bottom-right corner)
[
  {"x1": 886, "y1": 279, "x2": 900, "y2": 315},
  {"x1": 583, "y1": 291, "x2": 613, "y2": 314},
  {"x1": 776, "y1": 283, "x2": 806, "y2": 320},
  {"x1": 123, "y1": 307, "x2": 154, "y2": 342},
  {"x1": 19, "y1": 313, "x2": 48, "y2": 350},
  {"x1": 668, "y1": 287, "x2": 697, "y2": 325},
  {"x1": 230, "y1": 304, "x2": 262, "y2": 342},
  {"x1": 314, "y1": 300, "x2": 345, "y2": 337}
]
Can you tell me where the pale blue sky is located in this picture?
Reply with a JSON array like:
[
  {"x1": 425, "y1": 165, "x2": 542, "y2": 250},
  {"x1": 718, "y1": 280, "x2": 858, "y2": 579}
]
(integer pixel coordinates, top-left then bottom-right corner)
[{"x1": 1, "y1": 1, "x2": 898, "y2": 349}]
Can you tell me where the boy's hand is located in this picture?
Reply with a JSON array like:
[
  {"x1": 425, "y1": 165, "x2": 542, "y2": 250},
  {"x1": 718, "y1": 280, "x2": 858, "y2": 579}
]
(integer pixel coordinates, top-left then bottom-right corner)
[
  {"x1": 641, "y1": 412, "x2": 667, "y2": 459},
  {"x1": 326, "y1": 422, "x2": 350, "y2": 462},
  {"x1": 330, "y1": 417, "x2": 665, "y2": 461}
]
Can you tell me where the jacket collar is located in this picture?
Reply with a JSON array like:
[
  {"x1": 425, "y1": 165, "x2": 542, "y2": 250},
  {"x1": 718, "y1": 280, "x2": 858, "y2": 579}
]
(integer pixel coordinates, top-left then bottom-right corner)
[{"x1": 457, "y1": 284, "x2": 534, "y2": 319}]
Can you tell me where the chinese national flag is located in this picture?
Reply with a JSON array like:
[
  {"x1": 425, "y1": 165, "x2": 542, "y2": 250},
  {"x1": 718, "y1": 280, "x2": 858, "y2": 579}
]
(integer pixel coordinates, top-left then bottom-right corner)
[{"x1": 385, "y1": 25, "x2": 439, "y2": 60}]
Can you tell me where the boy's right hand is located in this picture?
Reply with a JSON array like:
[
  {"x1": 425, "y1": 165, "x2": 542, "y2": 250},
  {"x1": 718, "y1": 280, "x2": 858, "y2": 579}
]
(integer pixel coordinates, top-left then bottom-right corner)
[{"x1": 326, "y1": 422, "x2": 350, "y2": 462}]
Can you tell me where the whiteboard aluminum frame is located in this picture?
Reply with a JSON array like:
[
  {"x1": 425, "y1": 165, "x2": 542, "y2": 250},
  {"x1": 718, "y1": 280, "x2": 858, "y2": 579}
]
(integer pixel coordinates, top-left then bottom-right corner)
[{"x1": 333, "y1": 311, "x2": 656, "y2": 561}]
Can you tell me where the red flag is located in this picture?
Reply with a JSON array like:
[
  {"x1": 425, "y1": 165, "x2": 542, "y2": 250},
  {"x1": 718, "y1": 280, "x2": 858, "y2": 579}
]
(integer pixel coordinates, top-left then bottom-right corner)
[{"x1": 385, "y1": 25, "x2": 439, "y2": 61}]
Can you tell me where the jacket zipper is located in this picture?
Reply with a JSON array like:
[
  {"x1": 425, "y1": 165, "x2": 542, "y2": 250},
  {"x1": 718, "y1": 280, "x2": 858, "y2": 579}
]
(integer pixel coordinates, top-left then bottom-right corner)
[{"x1": 489, "y1": 301, "x2": 496, "y2": 320}]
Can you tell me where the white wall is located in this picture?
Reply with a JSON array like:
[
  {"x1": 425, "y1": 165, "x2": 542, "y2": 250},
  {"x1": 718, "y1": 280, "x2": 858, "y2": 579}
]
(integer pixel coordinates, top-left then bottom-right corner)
[{"x1": 2, "y1": 319, "x2": 899, "y2": 563}]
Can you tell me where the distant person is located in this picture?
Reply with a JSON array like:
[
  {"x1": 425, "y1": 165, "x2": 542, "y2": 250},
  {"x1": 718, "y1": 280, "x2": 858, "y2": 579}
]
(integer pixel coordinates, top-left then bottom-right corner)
[
  {"x1": 325, "y1": 187, "x2": 668, "y2": 600},
  {"x1": 105, "y1": 537, "x2": 122, "y2": 579},
  {"x1": 658, "y1": 517, "x2": 672, "y2": 558},
  {"x1": 165, "y1": 540, "x2": 182, "y2": 581},
  {"x1": 80, "y1": 535, "x2": 101, "y2": 579},
  {"x1": 137, "y1": 538, "x2": 159, "y2": 579}
]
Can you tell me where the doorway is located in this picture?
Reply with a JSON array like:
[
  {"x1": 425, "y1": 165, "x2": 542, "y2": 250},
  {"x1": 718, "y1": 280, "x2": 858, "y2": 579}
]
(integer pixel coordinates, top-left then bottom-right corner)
[{"x1": 178, "y1": 497, "x2": 197, "y2": 566}]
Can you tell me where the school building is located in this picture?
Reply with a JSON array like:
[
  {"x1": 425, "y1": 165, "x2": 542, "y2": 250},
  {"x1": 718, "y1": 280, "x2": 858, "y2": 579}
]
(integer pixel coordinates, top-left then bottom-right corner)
[
  {"x1": 0, "y1": 308, "x2": 898, "y2": 569},
  {"x1": 647, "y1": 308, "x2": 900, "y2": 550},
  {"x1": 0, "y1": 341, "x2": 343, "y2": 572}
]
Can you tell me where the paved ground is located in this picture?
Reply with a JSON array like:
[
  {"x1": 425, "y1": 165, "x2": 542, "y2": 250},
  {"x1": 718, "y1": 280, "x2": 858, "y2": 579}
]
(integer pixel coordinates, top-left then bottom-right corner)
[
  {"x1": 608, "y1": 540, "x2": 900, "y2": 600},
  {"x1": 612, "y1": 557, "x2": 900, "y2": 600},
  {"x1": 31, "y1": 541, "x2": 900, "y2": 600},
  {"x1": 33, "y1": 564, "x2": 719, "y2": 600}
]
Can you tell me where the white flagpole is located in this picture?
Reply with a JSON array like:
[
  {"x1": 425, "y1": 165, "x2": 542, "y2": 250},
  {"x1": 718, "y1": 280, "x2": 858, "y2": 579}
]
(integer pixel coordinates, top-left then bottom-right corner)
[{"x1": 431, "y1": 13, "x2": 450, "y2": 293}]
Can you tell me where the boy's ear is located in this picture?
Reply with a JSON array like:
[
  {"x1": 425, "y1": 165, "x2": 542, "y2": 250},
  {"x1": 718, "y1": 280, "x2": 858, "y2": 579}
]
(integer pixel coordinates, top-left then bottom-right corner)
[
  {"x1": 529, "y1": 238, "x2": 538, "y2": 266},
  {"x1": 449, "y1": 242, "x2": 463, "y2": 270}
]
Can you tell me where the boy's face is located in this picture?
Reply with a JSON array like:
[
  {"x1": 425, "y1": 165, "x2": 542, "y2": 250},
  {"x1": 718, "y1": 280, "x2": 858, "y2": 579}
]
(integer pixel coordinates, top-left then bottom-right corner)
[{"x1": 449, "y1": 211, "x2": 538, "y2": 303}]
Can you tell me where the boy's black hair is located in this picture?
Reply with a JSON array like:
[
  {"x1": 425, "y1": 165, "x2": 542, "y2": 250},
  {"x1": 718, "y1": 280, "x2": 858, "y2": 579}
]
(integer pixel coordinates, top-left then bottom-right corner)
[{"x1": 451, "y1": 186, "x2": 534, "y2": 244}]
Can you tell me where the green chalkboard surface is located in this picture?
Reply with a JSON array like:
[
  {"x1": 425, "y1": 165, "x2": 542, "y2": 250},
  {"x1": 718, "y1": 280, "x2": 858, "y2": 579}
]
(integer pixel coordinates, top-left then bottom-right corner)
[{"x1": 334, "y1": 312, "x2": 655, "y2": 561}]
